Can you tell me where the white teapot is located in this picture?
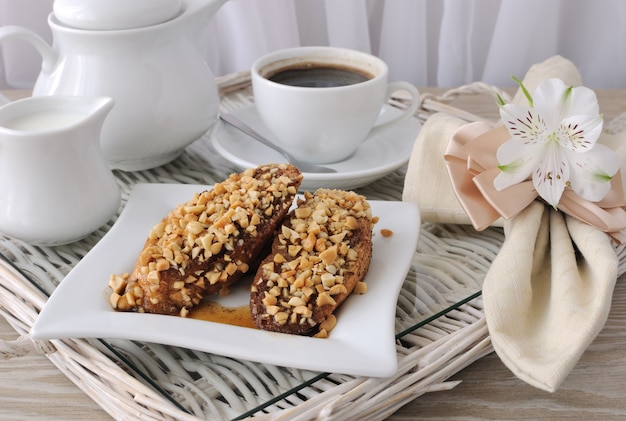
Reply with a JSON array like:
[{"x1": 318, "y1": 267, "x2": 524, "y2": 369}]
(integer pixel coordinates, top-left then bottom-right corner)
[{"x1": 0, "y1": 0, "x2": 227, "y2": 171}]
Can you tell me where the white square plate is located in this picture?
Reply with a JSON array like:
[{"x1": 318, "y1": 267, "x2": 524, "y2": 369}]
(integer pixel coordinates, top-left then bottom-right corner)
[{"x1": 32, "y1": 183, "x2": 420, "y2": 377}]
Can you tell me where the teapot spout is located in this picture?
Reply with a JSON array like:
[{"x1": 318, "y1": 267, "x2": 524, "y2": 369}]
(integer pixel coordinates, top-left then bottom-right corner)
[
  {"x1": 185, "y1": 0, "x2": 229, "y2": 19},
  {"x1": 183, "y1": 0, "x2": 229, "y2": 48}
]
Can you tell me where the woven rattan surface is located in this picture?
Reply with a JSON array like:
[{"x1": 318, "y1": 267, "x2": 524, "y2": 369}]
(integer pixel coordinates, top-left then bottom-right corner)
[{"x1": 2, "y1": 74, "x2": 624, "y2": 420}]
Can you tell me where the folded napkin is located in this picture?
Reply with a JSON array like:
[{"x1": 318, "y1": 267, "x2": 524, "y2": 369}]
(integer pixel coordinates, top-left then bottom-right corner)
[{"x1": 403, "y1": 55, "x2": 626, "y2": 392}]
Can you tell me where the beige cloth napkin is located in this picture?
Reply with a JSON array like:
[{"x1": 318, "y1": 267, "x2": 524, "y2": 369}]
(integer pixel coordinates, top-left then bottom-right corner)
[{"x1": 403, "y1": 55, "x2": 621, "y2": 392}]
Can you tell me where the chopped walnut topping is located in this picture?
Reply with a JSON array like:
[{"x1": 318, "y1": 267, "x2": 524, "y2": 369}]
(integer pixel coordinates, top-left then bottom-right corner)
[{"x1": 254, "y1": 188, "x2": 375, "y2": 335}]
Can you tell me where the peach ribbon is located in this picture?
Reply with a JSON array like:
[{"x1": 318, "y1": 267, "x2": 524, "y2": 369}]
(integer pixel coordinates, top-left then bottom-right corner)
[{"x1": 444, "y1": 121, "x2": 626, "y2": 243}]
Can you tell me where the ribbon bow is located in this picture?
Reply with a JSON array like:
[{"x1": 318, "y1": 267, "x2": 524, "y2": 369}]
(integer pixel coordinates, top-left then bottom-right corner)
[{"x1": 444, "y1": 121, "x2": 626, "y2": 244}]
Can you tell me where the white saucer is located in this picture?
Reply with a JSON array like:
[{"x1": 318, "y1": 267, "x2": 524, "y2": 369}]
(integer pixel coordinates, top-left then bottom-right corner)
[{"x1": 211, "y1": 104, "x2": 421, "y2": 191}]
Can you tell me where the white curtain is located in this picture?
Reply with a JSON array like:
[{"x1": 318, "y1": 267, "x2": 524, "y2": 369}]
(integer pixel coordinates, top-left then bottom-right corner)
[{"x1": 1, "y1": 0, "x2": 625, "y2": 90}]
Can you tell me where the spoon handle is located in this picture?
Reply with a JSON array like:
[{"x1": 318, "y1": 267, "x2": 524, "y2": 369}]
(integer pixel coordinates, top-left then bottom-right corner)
[{"x1": 219, "y1": 113, "x2": 337, "y2": 174}]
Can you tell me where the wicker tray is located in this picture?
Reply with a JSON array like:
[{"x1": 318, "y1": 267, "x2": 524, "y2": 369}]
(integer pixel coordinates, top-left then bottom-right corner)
[{"x1": 2, "y1": 73, "x2": 616, "y2": 420}]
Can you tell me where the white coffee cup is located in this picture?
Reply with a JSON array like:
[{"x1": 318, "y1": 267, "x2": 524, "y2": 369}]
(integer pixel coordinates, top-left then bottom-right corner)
[{"x1": 251, "y1": 46, "x2": 420, "y2": 164}]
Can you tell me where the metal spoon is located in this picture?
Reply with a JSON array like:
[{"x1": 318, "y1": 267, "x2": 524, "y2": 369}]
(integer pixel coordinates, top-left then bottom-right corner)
[{"x1": 219, "y1": 113, "x2": 337, "y2": 173}]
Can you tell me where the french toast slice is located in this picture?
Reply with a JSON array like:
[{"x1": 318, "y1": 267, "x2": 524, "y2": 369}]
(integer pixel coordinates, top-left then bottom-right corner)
[
  {"x1": 109, "y1": 164, "x2": 303, "y2": 316},
  {"x1": 250, "y1": 188, "x2": 375, "y2": 336}
]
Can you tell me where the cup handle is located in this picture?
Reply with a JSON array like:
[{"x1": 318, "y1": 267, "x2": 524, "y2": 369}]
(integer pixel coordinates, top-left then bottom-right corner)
[{"x1": 369, "y1": 81, "x2": 420, "y2": 137}]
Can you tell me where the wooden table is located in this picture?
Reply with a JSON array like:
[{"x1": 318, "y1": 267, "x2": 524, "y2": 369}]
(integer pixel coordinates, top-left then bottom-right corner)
[{"x1": 1, "y1": 88, "x2": 626, "y2": 420}]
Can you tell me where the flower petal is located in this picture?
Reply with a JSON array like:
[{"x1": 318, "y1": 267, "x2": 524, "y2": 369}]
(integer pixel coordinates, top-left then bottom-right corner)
[
  {"x1": 533, "y1": 78, "x2": 570, "y2": 128},
  {"x1": 566, "y1": 143, "x2": 621, "y2": 202},
  {"x1": 494, "y1": 136, "x2": 543, "y2": 190},
  {"x1": 568, "y1": 85, "x2": 600, "y2": 116},
  {"x1": 532, "y1": 142, "x2": 569, "y2": 208},
  {"x1": 558, "y1": 114, "x2": 603, "y2": 152},
  {"x1": 499, "y1": 103, "x2": 548, "y2": 145}
]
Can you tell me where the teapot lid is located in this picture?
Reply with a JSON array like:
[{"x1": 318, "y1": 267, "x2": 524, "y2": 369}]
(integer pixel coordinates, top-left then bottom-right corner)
[{"x1": 53, "y1": 0, "x2": 183, "y2": 30}]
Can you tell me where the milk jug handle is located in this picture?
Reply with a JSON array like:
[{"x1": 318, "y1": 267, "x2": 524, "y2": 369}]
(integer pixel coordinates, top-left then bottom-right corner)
[{"x1": 0, "y1": 25, "x2": 57, "y2": 99}]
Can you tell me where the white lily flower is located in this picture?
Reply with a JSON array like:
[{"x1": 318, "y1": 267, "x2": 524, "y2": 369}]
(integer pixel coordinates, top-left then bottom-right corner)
[{"x1": 494, "y1": 78, "x2": 619, "y2": 208}]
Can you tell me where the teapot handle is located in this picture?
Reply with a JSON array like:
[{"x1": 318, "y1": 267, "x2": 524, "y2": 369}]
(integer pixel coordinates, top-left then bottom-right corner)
[{"x1": 0, "y1": 25, "x2": 57, "y2": 84}]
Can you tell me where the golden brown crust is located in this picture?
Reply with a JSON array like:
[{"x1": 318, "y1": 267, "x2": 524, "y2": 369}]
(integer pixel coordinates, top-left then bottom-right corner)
[
  {"x1": 109, "y1": 164, "x2": 303, "y2": 316},
  {"x1": 250, "y1": 189, "x2": 374, "y2": 335}
]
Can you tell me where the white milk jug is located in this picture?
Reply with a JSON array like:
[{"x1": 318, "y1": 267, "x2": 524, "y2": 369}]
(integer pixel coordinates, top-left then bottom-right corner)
[{"x1": 0, "y1": 96, "x2": 120, "y2": 245}]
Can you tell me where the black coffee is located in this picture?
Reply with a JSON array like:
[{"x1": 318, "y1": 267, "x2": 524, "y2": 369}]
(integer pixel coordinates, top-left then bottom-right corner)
[{"x1": 268, "y1": 65, "x2": 372, "y2": 88}]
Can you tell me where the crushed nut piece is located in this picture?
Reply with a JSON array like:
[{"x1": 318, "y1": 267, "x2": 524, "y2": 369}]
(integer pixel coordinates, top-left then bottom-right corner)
[
  {"x1": 380, "y1": 228, "x2": 393, "y2": 237},
  {"x1": 354, "y1": 281, "x2": 368, "y2": 294}
]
